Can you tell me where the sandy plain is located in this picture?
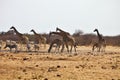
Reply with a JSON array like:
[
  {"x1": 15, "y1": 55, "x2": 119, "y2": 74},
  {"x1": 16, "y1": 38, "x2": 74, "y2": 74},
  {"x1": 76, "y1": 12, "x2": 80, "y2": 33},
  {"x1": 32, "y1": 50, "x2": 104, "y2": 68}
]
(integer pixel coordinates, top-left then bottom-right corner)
[{"x1": 0, "y1": 46, "x2": 120, "y2": 80}]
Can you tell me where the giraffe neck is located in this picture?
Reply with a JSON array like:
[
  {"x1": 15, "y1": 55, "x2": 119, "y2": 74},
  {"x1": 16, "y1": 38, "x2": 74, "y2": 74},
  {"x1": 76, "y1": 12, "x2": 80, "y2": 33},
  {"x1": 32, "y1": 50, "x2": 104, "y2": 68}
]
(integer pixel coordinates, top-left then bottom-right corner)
[
  {"x1": 32, "y1": 30, "x2": 38, "y2": 35},
  {"x1": 96, "y1": 30, "x2": 103, "y2": 41},
  {"x1": 12, "y1": 27, "x2": 22, "y2": 36},
  {"x1": 32, "y1": 30, "x2": 43, "y2": 40},
  {"x1": 57, "y1": 28, "x2": 64, "y2": 32}
]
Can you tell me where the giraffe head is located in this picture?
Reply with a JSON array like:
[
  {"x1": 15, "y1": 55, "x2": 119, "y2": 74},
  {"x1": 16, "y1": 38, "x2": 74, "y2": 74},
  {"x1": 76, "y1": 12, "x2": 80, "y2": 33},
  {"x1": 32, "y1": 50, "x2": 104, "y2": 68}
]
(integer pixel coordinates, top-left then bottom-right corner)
[
  {"x1": 30, "y1": 29, "x2": 34, "y2": 32},
  {"x1": 56, "y1": 27, "x2": 59, "y2": 32},
  {"x1": 10, "y1": 26, "x2": 15, "y2": 29},
  {"x1": 94, "y1": 29, "x2": 98, "y2": 32}
]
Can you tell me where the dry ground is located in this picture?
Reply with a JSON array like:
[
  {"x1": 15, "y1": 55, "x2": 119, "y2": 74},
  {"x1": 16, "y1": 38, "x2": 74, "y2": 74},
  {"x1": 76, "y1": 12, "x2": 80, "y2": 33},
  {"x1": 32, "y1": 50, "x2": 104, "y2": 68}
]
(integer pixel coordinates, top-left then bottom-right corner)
[{"x1": 0, "y1": 46, "x2": 120, "y2": 80}]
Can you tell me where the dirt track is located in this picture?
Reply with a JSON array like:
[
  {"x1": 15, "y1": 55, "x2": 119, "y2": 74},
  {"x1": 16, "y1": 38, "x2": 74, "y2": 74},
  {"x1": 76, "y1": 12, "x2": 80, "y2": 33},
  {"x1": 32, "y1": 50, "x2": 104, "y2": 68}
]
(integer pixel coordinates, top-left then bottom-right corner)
[{"x1": 0, "y1": 46, "x2": 120, "y2": 80}]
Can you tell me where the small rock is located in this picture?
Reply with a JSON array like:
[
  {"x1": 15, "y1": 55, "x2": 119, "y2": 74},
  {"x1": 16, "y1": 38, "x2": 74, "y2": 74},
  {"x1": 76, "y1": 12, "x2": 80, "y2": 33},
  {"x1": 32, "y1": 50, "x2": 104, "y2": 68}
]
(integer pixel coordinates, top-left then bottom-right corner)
[
  {"x1": 18, "y1": 76, "x2": 22, "y2": 79},
  {"x1": 64, "y1": 66, "x2": 66, "y2": 68},
  {"x1": 57, "y1": 65, "x2": 60, "y2": 68},
  {"x1": 44, "y1": 78, "x2": 48, "y2": 80},
  {"x1": 101, "y1": 66, "x2": 106, "y2": 69},
  {"x1": 23, "y1": 57, "x2": 29, "y2": 61},
  {"x1": 56, "y1": 74, "x2": 61, "y2": 77},
  {"x1": 28, "y1": 54, "x2": 32, "y2": 55},
  {"x1": 35, "y1": 65, "x2": 39, "y2": 67},
  {"x1": 46, "y1": 56, "x2": 49, "y2": 58},
  {"x1": 111, "y1": 65, "x2": 117, "y2": 69},
  {"x1": 23, "y1": 69, "x2": 26, "y2": 72},
  {"x1": 75, "y1": 66, "x2": 79, "y2": 68}
]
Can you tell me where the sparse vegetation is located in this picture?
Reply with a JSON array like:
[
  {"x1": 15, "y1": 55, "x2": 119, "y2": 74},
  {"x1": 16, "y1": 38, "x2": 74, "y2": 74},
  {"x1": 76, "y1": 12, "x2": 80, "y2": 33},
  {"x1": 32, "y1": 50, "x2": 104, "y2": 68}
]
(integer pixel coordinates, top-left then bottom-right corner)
[{"x1": 1, "y1": 30, "x2": 120, "y2": 46}]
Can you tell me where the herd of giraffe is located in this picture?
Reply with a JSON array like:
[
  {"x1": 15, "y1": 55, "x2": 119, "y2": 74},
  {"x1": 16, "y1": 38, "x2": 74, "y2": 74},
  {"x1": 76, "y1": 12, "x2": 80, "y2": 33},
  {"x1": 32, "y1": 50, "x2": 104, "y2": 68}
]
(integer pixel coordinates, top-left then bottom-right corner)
[{"x1": 0, "y1": 26, "x2": 106, "y2": 53}]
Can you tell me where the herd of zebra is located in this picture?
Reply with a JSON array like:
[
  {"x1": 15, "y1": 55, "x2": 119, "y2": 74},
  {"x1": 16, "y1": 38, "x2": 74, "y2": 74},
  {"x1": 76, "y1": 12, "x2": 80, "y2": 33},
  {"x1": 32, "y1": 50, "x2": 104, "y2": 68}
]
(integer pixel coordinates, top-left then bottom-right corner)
[{"x1": 0, "y1": 26, "x2": 106, "y2": 53}]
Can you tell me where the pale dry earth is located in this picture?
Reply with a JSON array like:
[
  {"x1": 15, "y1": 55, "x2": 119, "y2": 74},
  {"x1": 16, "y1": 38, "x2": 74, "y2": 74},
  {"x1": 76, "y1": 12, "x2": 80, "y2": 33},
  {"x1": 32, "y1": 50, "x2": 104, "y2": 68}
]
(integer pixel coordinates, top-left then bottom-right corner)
[{"x1": 0, "y1": 46, "x2": 120, "y2": 80}]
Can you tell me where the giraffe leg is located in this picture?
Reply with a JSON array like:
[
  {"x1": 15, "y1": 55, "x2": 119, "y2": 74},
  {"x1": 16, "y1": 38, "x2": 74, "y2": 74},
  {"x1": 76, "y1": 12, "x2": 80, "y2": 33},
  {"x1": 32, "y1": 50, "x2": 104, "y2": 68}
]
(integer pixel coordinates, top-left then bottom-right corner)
[
  {"x1": 74, "y1": 46, "x2": 76, "y2": 52},
  {"x1": 55, "y1": 45, "x2": 58, "y2": 53},
  {"x1": 54, "y1": 48, "x2": 56, "y2": 53},
  {"x1": 20, "y1": 42, "x2": 22, "y2": 51},
  {"x1": 65, "y1": 42, "x2": 69, "y2": 52},
  {"x1": 10, "y1": 48, "x2": 12, "y2": 52},
  {"x1": 70, "y1": 45, "x2": 73, "y2": 52},
  {"x1": 15, "y1": 47, "x2": 17, "y2": 53},
  {"x1": 44, "y1": 41, "x2": 46, "y2": 49},
  {"x1": 61, "y1": 44, "x2": 64, "y2": 52},
  {"x1": 39, "y1": 40, "x2": 42, "y2": 49},
  {"x1": 48, "y1": 43, "x2": 54, "y2": 53},
  {"x1": 92, "y1": 45, "x2": 95, "y2": 52},
  {"x1": 98, "y1": 46, "x2": 101, "y2": 52},
  {"x1": 58, "y1": 45, "x2": 60, "y2": 53}
]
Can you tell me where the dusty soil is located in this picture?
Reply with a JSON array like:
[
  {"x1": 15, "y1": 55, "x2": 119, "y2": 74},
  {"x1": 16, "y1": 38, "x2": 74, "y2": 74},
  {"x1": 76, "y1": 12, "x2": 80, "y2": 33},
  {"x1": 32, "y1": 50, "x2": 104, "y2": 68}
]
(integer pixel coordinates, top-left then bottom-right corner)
[{"x1": 0, "y1": 46, "x2": 120, "y2": 80}]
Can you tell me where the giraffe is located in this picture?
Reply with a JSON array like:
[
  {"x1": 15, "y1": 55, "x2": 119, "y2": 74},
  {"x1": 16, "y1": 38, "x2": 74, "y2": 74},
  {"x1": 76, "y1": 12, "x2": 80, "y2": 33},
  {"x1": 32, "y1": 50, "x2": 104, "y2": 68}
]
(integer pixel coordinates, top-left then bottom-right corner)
[
  {"x1": 94, "y1": 29, "x2": 106, "y2": 52},
  {"x1": 30, "y1": 29, "x2": 46, "y2": 48},
  {"x1": 49, "y1": 31, "x2": 76, "y2": 52},
  {"x1": 56, "y1": 27, "x2": 77, "y2": 52},
  {"x1": 56, "y1": 27, "x2": 70, "y2": 35},
  {"x1": 48, "y1": 39, "x2": 63, "y2": 53},
  {"x1": 10, "y1": 26, "x2": 29, "y2": 51}
]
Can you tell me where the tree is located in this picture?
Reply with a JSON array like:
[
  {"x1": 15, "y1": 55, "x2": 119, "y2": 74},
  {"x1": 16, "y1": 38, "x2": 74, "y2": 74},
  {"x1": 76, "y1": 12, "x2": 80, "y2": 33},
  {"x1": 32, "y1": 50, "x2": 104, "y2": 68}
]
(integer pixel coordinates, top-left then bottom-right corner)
[{"x1": 73, "y1": 29, "x2": 83, "y2": 37}]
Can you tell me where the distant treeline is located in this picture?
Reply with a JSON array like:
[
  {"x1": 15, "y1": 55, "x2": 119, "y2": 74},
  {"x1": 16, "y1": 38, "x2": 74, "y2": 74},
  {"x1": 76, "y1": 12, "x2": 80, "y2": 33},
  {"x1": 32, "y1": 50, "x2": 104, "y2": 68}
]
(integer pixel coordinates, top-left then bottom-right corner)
[{"x1": 0, "y1": 30, "x2": 120, "y2": 46}]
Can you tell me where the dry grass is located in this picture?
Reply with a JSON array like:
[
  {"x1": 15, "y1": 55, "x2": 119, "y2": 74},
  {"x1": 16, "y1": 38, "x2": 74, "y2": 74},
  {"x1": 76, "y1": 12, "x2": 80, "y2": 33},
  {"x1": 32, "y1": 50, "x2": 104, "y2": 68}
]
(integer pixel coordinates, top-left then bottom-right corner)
[{"x1": 0, "y1": 46, "x2": 120, "y2": 80}]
